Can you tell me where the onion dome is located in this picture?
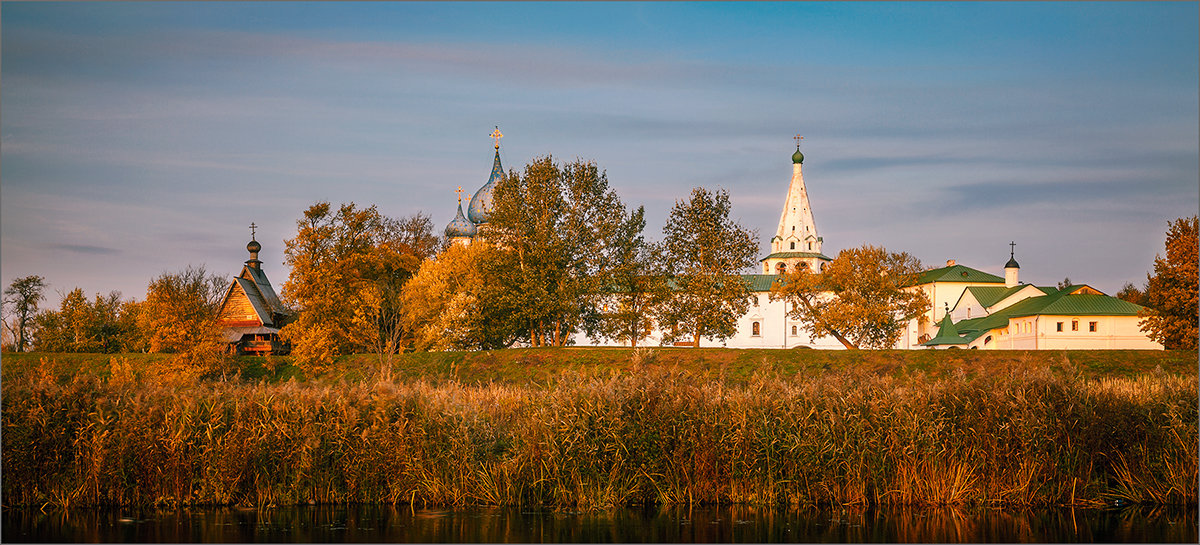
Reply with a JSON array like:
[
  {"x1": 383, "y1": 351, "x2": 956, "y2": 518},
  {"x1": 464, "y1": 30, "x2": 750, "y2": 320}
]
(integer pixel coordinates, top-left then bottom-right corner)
[
  {"x1": 792, "y1": 148, "x2": 804, "y2": 164},
  {"x1": 468, "y1": 148, "x2": 503, "y2": 224},
  {"x1": 445, "y1": 200, "x2": 478, "y2": 239},
  {"x1": 247, "y1": 239, "x2": 261, "y2": 253},
  {"x1": 1005, "y1": 243, "x2": 1020, "y2": 268}
]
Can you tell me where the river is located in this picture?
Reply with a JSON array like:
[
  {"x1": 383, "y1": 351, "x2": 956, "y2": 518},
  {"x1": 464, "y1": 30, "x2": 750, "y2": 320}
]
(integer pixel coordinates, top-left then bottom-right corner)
[{"x1": 4, "y1": 504, "x2": 1196, "y2": 543}]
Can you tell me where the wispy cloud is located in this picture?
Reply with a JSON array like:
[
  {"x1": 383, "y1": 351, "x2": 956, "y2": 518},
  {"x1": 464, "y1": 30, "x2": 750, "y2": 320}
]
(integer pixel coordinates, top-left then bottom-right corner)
[{"x1": 50, "y1": 244, "x2": 122, "y2": 256}]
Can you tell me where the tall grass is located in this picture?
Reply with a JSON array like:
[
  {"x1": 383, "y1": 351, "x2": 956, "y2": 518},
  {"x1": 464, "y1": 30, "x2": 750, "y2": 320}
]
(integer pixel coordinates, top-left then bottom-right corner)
[{"x1": 3, "y1": 356, "x2": 1195, "y2": 509}]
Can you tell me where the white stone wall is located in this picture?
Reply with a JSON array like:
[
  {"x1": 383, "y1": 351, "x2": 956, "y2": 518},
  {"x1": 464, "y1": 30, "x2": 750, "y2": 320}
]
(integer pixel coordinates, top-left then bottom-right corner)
[{"x1": 570, "y1": 291, "x2": 844, "y2": 349}]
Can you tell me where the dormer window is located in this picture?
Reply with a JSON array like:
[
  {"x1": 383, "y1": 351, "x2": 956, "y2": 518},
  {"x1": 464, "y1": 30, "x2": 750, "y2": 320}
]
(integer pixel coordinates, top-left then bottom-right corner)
[{"x1": 790, "y1": 242, "x2": 795, "y2": 250}]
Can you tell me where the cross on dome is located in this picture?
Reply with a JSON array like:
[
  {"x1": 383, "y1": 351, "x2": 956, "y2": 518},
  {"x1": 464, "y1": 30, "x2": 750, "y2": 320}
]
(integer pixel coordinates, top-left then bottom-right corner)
[
  {"x1": 490, "y1": 126, "x2": 503, "y2": 149},
  {"x1": 1009, "y1": 241, "x2": 1016, "y2": 258},
  {"x1": 249, "y1": 222, "x2": 257, "y2": 241},
  {"x1": 456, "y1": 186, "x2": 463, "y2": 203},
  {"x1": 794, "y1": 134, "x2": 803, "y2": 149}
]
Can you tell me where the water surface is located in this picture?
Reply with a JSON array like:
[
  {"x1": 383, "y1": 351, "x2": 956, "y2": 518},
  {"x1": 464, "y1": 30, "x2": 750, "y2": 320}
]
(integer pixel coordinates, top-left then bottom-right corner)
[{"x1": 4, "y1": 504, "x2": 1196, "y2": 543}]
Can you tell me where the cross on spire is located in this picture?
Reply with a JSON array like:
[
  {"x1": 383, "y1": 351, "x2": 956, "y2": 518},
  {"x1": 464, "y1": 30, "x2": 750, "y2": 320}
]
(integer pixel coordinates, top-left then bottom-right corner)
[
  {"x1": 249, "y1": 222, "x2": 257, "y2": 241},
  {"x1": 794, "y1": 134, "x2": 803, "y2": 149},
  {"x1": 1009, "y1": 241, "x2": 1016, "y2": 258},
  {"x1": 490, "y1": 126, "x2": 503, "y2": 149},
  {"x1": 456, "y1": 186, "x2": 463, "y2": 203}
]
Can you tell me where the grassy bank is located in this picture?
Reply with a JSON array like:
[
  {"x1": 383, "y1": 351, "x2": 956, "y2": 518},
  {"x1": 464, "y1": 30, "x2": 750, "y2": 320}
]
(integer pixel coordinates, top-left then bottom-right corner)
[
  {"x1": 1, "y1": 348, "x2": 1194, "y2": 385},
  {"x1": 3, "y1": 351, "x2": 1195, "y2": 509}
]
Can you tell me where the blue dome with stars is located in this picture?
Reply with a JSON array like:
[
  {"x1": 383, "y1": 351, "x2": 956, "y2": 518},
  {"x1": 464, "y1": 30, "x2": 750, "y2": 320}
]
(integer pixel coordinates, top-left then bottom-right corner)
[
  {"x1": 468, "y1": 148, "x2": 503, "y2": 225},
  {"x1": 445, "y1": 200, "x2": 477, "y2": 239}
]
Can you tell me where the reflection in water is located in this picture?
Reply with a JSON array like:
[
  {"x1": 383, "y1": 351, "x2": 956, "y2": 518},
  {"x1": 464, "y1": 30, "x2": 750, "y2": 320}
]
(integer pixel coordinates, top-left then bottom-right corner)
[{"x1": 3, "y1": 503, "x2": 1196, "y2": 543}]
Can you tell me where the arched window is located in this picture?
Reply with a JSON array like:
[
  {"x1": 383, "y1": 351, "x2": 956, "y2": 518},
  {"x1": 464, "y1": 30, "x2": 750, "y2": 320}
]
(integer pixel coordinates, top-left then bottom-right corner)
[
  {"x1": 1071, "y1": 320, "x2": 1079, "y2": 331},
  {"x1": 819, "y1": 262, "x2": 826, "y2": 272},
  {"x1": 791, "y1": 325, "x2": 797, "y2": 336},
  {"x1": 790, "y1": 241, "x2": 795, "y2": 250},
  {"x1": 799, "y1": 262, "x2": 809, "y2": 271},
  {"x1": 776, "y1": 263, "x2": 787, "y2": 274},
  {"x1": 807, "y1": 242, "x2": 812, "y2": 250},
  {"x1": 752, "y1": 322, "x2": 761, "y2": 336}
]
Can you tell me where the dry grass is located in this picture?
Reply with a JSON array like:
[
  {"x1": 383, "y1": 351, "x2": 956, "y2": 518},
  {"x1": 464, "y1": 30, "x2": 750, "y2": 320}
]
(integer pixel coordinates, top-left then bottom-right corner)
[{"x1": 2, "y1": 355, "x2": 1195, "y2": 509}]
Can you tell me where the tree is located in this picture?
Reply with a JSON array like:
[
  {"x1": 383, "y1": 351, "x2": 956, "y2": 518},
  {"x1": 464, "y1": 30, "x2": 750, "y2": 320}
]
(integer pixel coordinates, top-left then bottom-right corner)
[
  {"x1": 590, "y1": 208, "x2": 670, "y2": 348},
  {"x1": 141, "y1": 266, "x2": 227, "y2": 359},
  {"x1": 1116, "y1": 282, "x2": 1149, "y2": 307},
  {"x1": 281, "y1": 202, "x2": 435, "y2": 368},
  {"x1": 3, "y1": 275, "x2": 47, "y2": 352},
  {"x1": 34, "y1": 289, "x2": 145, "y2": 353},
  {"x1": 400, "y1": 240, "x2": 515, "y2": 350},
  {"x1": 1057, "y1": 277, "x2": 1074, "y2": 290},
  {"x1": 485, "y1": 156, "x2": 634, "y2": 347},
  {"x1": 771, "y1": 245, "x2": 930, "y2": 349},
  {"x1": 1141, "y1": 216, "x2": 1198, "y2": 350},
  {"x1": 657, "y1": 187, "x2": 758, "y2": 347}
]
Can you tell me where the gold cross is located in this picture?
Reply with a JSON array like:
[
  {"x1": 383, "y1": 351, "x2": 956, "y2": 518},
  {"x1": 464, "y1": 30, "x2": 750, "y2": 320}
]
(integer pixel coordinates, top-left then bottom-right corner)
[
  {"x1": 249, "y1": 222, "x2": 257, "y2": 240},
  {"x1": 794, "y1": 134, "x2": 803, "y2": 148},
  {"x1": 490, "y1": 126, "x2": 503, "y2": 149},
  {"x1": 456, "y1": 186, "x2": 463, "y2": 202}
]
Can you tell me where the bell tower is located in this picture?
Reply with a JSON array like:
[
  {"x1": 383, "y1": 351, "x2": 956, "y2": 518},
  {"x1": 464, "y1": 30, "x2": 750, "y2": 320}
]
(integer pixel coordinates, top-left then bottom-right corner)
[{"x1": 762, "y1": 136, "x2": 831, "y2": 275}]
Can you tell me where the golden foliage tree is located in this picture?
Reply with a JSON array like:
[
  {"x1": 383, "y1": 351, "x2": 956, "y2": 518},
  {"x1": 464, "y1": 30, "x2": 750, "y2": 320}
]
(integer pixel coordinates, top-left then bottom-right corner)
[
  {"x1": 399, "y1": 240, "x2": 499, "y2": 351},
  {"x1": 281, "y1": 202, "x2": 438, "y2": 369},
  {"x1": 140, "y1": 266, "x2": 227, "y2": 364},
  {"x1": 1141, "y1": 216, "x2": 1198, "y2": 350},
  {"x1": 34, "y1": 288, "x2": 144, "y2": 353},
  {"x1": 771, "y1": 245, "x2": 930, "y2": 349}
]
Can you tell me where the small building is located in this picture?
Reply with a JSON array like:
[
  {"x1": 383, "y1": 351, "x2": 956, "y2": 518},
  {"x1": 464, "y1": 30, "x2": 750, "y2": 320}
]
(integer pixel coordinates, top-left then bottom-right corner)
[
  {"x1": 217, "y1": 226, "x2": 293, "y2": 355},
  {"x1": 924, "y1": 284, "x2": 1161, "y2": 350}
]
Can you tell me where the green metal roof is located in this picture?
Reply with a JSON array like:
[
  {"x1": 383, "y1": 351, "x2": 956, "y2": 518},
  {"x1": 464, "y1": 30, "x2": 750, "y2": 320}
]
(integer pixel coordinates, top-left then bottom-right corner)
[
  {"x1": 916, "y1": 264, "x2": 1005, "y2": 285},
  {"x1": 741, "y1": 274, "x2": 782, "y2": 292},
  {"x1": 760, "y1": 251, "x2": 832, "y2": 262},
  {"x1": 922, "y1": 314, "x2": 970, "y2": 346},
  {"x1": 1012, "y1": 293, "x2": 1142, "y2": 318},
  {"x1": 962, "y1": 285, "x2": 1026, "y2": 308}
]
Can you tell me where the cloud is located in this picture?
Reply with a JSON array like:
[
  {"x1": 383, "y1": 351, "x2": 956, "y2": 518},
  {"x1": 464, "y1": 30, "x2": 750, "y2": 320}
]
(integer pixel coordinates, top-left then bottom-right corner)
[{"x1": 50, "y1": 244, "x2": 122, "y2": 256}]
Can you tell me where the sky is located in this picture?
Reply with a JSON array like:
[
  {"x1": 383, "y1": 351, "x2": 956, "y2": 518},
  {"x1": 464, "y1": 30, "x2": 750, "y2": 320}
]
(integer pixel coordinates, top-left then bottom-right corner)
[{"x1": 3, "y1": 2, "x2": 1198, "y2": 308}]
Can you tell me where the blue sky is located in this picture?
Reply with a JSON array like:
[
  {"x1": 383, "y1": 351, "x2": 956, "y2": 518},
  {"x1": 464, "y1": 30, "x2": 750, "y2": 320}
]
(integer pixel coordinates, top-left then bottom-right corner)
[{"x1": 3, "y1": 2, "x2": 1197, "y2": 306}]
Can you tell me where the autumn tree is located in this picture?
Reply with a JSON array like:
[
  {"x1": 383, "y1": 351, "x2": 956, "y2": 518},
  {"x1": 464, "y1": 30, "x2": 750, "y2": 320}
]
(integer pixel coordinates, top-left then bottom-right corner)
[
  {"x1": 484, "y1": 156, "x2": 634, "y2": 347},
  {"x1": 1141, "y1": 216, "x2": 1198, "y2": 350},
  {"x1": 281, "y1": 202, "x2": 437, "y2": 368},
  {"x1": 1116, "y1": 282, "x2": 1148, "y2": 306},
  {"x1": 771, "y1": 245, "x2": 930, "y2": 349},
  {"x1": 400, "y1": 240, "x2": 515, "y2": 350},
  {"x1": 141, "y1": 266, "x2": 227, "y2": 360},
  {"x1": 3, "y1": 275, "x2": 47, "y2": 352},
  {"x1": 590, "y1": 208, "x2": 669, "y2": 348},
  {"x1": 657, "y1": 187, "x2": 758, "y2": 347},
  {"x1": 34, "y1": 288, "x2": 145, "y2": 353}
]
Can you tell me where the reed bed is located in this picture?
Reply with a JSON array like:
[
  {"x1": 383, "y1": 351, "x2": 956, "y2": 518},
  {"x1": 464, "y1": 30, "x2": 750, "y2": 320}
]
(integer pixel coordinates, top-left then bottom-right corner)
[{"x1": 3, "y1": 356, "x2": 1195, "y2": 509}]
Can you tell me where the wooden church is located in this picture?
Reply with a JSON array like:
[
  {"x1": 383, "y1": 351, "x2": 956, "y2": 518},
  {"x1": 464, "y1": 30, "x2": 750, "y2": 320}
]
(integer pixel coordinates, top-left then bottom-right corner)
[{"x1": 217, "y1": 224, "x2": 293, "y2": 355}]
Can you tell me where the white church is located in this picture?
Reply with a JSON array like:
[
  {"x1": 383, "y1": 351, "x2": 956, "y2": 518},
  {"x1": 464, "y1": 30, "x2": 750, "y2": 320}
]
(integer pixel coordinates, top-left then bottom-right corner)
[{"x1": 445, "y1": 130, "x2": 1162, "y2": 350}]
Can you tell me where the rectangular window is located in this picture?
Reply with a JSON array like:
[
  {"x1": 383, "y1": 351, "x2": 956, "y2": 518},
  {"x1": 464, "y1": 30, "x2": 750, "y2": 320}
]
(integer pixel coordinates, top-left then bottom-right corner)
[
  {"x1": 1056, "y1": 322, "x2": 1063, "y2": 332},
  {"x1": 1089, "y1": 321, "x2": 1098, "y2": 332},
  {"x1": 1072, "y1": 320, "x2": 1079, "y2": 331}
]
